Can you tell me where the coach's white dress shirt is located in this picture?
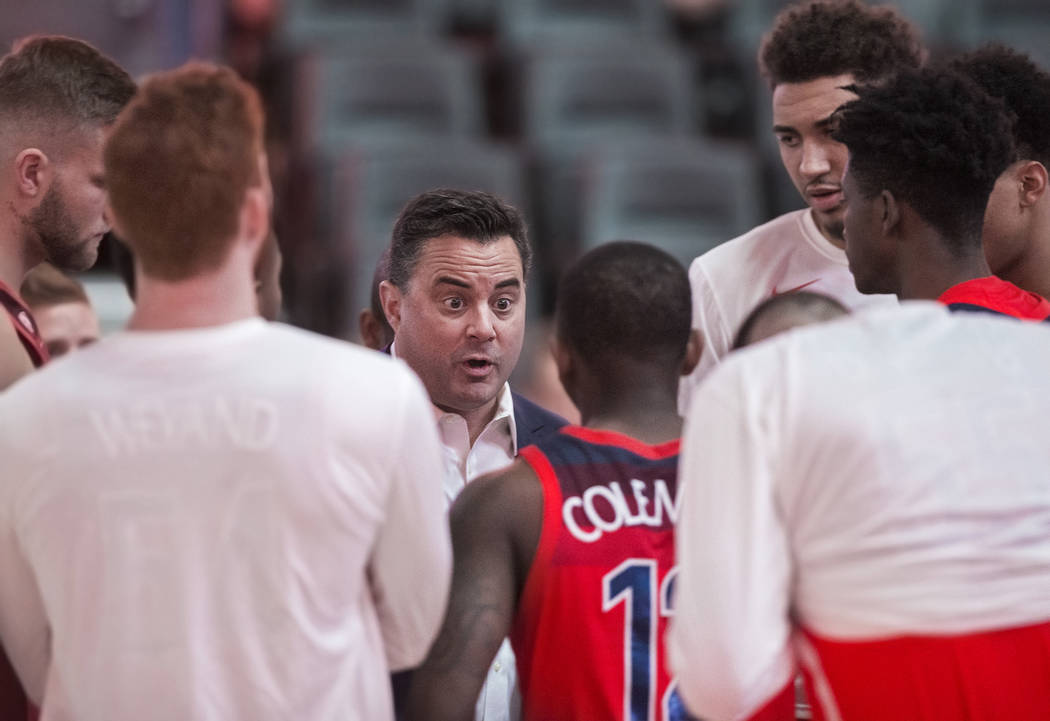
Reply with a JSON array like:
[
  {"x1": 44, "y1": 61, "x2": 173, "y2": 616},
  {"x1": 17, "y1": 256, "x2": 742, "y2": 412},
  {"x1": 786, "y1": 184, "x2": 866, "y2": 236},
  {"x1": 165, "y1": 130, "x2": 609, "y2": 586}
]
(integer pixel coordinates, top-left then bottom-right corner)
[
  {"x1": 391, "y1": 343, "x2": 521, "y2": 721},
  {"x1": 433, "y1": 383, "x2": 521, "y2": 721}
]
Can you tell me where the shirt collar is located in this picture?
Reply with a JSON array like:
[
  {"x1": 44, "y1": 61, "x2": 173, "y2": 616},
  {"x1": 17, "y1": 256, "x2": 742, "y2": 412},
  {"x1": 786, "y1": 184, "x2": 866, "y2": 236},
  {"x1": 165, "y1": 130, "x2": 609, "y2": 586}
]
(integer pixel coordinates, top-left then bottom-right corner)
[{"x1": 391, "y1": 340, "x2": 519, "y2": 453}]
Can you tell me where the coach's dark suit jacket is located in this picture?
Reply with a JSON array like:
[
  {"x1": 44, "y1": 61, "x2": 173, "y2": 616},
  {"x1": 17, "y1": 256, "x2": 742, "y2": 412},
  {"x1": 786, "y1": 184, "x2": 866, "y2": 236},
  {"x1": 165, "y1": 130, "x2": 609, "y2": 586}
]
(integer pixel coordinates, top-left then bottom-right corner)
[
  {"x1": 510, "y1": 391, "x2": 567, "y2": 449},
  {"x1": 380, "y1": 344, "x2": 567, "y2": 449}
]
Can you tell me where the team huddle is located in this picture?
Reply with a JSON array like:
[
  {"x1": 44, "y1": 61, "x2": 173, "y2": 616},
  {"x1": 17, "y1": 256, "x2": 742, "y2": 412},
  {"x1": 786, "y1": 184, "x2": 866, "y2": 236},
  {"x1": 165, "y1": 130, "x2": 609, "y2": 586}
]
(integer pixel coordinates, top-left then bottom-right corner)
[{"x1": 1, "y1": 1, "x2": 1049, "y2": 720}]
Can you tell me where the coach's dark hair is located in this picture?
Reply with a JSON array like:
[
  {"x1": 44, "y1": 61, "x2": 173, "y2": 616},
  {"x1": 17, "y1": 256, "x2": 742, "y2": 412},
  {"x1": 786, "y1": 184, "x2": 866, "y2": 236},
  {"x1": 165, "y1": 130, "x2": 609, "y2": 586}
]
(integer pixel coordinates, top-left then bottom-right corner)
[
  {"x1": 952, "y1": 44, "x2": 1050, "y2": 167},
  {"x1": 833, "y1": 67, "x2": 1015, "y2": 253},
  {"x1": 556, "y1": 241, "x2": 691, "y2": 369},
  {"x1": 388, "y1": 189, "x2": 531, "y2": 288},
  {"x1": 0, "y1": 35, "x2": 135, "y2": 133},
  {"x1": 733, "y1": 291, "x2": 847, "y2": 350},
  {"x1": 759, "y1": 0, "x2": 923, "y2": 88}
]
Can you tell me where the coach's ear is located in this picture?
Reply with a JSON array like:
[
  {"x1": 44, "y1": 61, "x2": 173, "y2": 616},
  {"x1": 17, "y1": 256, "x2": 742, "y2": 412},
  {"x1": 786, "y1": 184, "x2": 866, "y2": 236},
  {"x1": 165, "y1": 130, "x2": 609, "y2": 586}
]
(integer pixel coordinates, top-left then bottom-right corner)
[
  {"x1": 681, "y1": 329, "x2": 702, "y2": 377},
  {"x1": 378, "y1": 280, "x2": 402, "y2": 332},
  {"x1": 879, "y1": 189, "x2": 900, "y2": 238}
]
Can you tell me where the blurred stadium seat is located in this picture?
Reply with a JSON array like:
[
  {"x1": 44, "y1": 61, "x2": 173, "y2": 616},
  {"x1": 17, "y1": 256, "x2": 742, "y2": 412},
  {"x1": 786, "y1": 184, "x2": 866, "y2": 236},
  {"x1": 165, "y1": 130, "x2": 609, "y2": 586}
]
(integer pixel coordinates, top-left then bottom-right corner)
[
  {"x1": 499, "y1": 0, "x2": 669, "y2": 46},
  {"x1": 521, "y1": 42, "x2": 695, "y2": 144},
  {"x1": 578, "y1": 136, "x2": 763, "y2": 267},
  {"x1": 316, "y1": 140, "x2": 527, "y2": 335},
  {"x1": 280, "y1": 0, "x2": 449, "y2": 44},
  {"x1": 290, "y1": 43, "x2": 484, "y2": 152}
]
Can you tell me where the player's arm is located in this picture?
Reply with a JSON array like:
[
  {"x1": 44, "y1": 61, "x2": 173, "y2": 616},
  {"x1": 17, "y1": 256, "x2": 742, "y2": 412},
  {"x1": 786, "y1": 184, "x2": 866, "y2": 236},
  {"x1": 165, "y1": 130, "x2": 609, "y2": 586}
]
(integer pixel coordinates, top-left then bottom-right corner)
[
  {"x1": 405, "y1": 459, "x2": 542, "y2": 721},
  {"x1": 669, "y1": 372, "x2": 796, "y2": 721},
  {"x1": 679, "y1": 259, "x2": 731, "y2": 414},
  {"x1": 0, "y1": 316, "x2": 33, "y2": 391},
  {"x1": 367, "y1": 374, "x2": 453, "y2": 671}
]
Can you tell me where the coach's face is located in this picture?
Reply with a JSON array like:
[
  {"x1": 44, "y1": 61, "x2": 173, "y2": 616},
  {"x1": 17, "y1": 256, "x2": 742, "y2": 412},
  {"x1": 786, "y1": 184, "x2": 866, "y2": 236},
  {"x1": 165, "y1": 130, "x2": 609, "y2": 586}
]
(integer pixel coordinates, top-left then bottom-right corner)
[
  {"x1": 384, "y1": 234, "x2": 526, "y2": 418},
  {"x1": 772, "y1": 74, "x2": 856, "y2": 246}
]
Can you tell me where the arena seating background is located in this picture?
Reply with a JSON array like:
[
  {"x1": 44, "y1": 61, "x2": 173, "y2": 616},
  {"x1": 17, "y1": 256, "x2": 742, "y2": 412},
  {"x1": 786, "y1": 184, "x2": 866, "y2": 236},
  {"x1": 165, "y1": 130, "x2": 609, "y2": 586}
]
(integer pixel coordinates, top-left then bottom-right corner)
[{"x1": 3, "y1": 0, "x2": 1048, "y2": 337}]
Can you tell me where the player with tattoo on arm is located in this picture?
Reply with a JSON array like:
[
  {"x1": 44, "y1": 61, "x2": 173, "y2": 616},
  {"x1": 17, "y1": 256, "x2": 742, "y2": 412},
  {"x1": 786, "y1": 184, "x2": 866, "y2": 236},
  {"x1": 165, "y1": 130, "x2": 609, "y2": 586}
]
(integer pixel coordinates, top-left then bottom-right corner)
[{"x1": 405, "y1": 241, "x2": 794, "y2": 721}]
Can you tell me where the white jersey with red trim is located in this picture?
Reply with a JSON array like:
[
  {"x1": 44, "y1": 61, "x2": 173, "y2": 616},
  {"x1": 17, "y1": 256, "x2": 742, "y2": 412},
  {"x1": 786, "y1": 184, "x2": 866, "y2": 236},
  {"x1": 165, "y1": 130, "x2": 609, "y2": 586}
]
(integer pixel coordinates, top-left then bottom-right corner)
[
  {"x1": 0, "y1": 319, "x2": 452, "y2": 721},
  {"x1": 671, "y1": 303, "x2": 1050, "y2": 721},
  {"x1": 679, "y1": 208, "x2": 895, "y2": 411}
]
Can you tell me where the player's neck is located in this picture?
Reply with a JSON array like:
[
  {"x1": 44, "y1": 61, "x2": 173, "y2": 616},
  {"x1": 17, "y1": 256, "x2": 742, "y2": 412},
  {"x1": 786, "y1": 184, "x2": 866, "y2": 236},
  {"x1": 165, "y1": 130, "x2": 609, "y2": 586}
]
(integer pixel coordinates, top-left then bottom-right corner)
[
  {"x1": 579, "y1": 384, "x2": 682, "y2": 445},
  {"x1": 897, "y1": 234, "x2": 991, "y2": 301},
  {"x1": 0, "y1": 220, "x2": 42, "y2": 291},
  {"x1": 128, "y1": 265, "x2": 259, "y2": 331},
  {"x1": 1001, "y1": 226, "x2": 1050, "y2": 299}
]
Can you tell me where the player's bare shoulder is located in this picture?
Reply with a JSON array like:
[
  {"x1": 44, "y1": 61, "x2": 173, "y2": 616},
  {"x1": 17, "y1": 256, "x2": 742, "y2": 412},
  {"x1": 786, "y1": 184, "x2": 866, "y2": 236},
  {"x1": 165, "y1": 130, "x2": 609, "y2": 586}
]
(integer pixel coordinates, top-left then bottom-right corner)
[{"x1": 0, "y1": 315, "x2": 34, "y2": 391}]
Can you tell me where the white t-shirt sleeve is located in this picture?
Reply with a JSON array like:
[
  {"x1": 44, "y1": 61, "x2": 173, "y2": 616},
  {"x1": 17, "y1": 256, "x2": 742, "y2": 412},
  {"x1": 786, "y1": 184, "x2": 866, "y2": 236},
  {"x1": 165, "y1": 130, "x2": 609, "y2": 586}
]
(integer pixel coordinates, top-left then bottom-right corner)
[
  {"x1": 669, "y1": 363, "x2": 795, "y2": 720},
  {"x1": 0, "y1": 399, "x2": 50, "y2": 703},
  {"x1": 367, "y1": 372, "x2": 452, "y2": 671},
  {"x1": 679, "y1": 257, "x2": 734, "y2": 414}
]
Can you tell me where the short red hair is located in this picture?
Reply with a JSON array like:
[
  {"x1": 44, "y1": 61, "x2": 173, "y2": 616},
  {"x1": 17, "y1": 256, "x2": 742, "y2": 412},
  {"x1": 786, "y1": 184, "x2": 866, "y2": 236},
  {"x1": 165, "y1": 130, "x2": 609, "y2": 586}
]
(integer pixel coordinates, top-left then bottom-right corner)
[{"x1": 104, "y1": 63, "x2": 265, "y2": 281}]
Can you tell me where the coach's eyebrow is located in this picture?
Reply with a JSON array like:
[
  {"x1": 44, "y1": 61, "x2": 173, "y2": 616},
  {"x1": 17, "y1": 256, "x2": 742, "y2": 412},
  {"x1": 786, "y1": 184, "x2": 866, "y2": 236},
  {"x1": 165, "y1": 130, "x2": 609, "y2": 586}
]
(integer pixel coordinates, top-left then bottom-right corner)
[
  {"x1": 435, "y1": 276, "x2": 471, "y2": 289},
  {"x1": 495, "y1": 279, "x2": 521, "y2": 290}
]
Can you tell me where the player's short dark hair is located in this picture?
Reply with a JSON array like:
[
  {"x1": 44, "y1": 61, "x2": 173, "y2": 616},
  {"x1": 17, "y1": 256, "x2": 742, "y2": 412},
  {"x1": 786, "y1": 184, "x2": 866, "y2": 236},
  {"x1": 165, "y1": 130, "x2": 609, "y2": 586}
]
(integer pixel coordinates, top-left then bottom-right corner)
[
  {"x1": 0, "y1": 35, "x2": 135, "y2": 135},
  {"x1": 556, "y1": 241, "x2": 691, "y2": 369},
  {"x1": 759, "y1": 0, "x2": 923, "y2": 88},
  {"x1": 388, "y1": 189, "x2": 531, "y2": 289},
  {"x1": 833, "y1": 66, "x2": 1015, "y2": 253},
  {"x1": 733, "y1": 291, "x2": 847, "y2": 349},
  {"x1": 952, "y1": 44, "x2": 1050, "y2": 167}
]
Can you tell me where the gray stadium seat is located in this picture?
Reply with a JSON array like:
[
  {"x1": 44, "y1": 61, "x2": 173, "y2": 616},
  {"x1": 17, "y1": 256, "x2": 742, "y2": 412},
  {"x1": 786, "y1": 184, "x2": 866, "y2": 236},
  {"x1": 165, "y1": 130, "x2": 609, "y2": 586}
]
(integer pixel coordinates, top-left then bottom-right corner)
[
  {"x1": 280, "y1": 0, "x2": 448, "y2": 44},
  {"x1": 522, "y1": 43, "x2": 695, "y2": 143},
  {"x1": 728, "y1": 0, "x2": 979, "y2": 54},
  {"x1": 974, "y1": 0, "x2": 1050, "y2": 64},
  {"x1": 578, "y1": 137, "x2": 763, "y2": 268},
  {"x1": 325, "y1": 141, "x2": 528, "y2": 334},
  {"x1": 291, "y1": 44, "x2": 484, "y2": 153},
  {"x1": 500, "y1": 0, "x2": 669, "y2": 45}
]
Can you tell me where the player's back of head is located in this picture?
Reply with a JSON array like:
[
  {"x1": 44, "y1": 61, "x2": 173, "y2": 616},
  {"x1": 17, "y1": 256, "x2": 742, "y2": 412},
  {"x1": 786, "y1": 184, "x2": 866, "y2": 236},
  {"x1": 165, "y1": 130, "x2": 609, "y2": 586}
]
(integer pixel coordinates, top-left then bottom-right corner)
[
  {"x1": 556, "y1": 241, "x2": 691, "y2": 376},
  {"x1": 758, "y1": 0, "x2": 923, "y2": 88},
  {"x1": 103, "y1": 63, "x2": 265, "y2": 282},
  {"x1": 952, "y1": 44, "x2": 1050, "y2": 168},
  {"x1": 833, "y1": 66, "x2": 1015, "y2": 253},
  {"x1": 0, "y1": 35, "x2": 134, "y2": 147},
  {"x1": 733, "y1": 291, "x2": 848, "y2": 349}
]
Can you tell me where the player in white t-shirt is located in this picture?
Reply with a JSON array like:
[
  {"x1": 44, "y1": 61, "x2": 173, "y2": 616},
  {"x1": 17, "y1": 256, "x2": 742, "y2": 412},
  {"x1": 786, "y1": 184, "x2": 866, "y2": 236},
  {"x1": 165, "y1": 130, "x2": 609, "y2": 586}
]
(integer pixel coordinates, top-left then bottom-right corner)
[
  {"x1": 671, "y1": 303, "x2": 1050, "y2": 721},
  {"x1": 680, "y1": 0, "x2": 922, "y2": 406},
  {"x1": 0, "y1": 63, "x2": 451, "y2": 721}
]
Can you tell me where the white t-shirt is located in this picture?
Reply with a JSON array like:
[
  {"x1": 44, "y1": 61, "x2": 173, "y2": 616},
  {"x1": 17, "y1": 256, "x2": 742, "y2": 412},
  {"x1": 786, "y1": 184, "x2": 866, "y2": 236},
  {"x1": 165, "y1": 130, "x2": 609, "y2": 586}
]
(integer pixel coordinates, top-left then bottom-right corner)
[
  {"x1": 0, "y1": 319, "x2": 452, "y2": 721},
  {"x1": 679, "y1": 208, "x2": 896, "y2": 411},
  {"x1": 670, "y1": 304, "x2": 1050, "y2": 721}
]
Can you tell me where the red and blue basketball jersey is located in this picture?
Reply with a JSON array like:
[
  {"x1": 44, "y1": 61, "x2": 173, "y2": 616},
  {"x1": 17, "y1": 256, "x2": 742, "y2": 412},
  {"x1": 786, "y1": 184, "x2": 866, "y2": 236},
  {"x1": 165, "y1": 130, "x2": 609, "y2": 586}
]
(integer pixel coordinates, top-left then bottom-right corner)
[{"x1": 512, "y1": 425, "x2": 685, "y2": 721}]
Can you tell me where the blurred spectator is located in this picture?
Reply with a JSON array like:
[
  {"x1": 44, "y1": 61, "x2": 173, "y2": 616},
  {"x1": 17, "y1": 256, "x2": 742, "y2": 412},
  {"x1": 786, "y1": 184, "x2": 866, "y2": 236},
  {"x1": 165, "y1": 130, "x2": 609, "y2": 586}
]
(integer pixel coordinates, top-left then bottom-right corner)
[{"x1": 20, "y1": 263, "x2": 100, "y2": 358}]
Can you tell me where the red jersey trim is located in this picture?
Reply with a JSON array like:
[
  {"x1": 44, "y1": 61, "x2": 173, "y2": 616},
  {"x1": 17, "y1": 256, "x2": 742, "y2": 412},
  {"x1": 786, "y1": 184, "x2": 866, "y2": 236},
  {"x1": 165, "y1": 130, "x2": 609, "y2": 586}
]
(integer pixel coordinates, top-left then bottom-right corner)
[
  {"x1": 559, "y1": 425, "x2": 681, "y2": 460},
  {"x1": 0, "y1": 278, "x2": 48, "y2": 367},
  {"x1": 938, "y1": 275, "x2": 1050, "y2": 320},
  {"x1": 514, "y1": 445, "x2": 564, "y2": 644}
]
